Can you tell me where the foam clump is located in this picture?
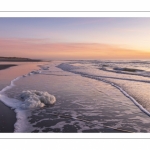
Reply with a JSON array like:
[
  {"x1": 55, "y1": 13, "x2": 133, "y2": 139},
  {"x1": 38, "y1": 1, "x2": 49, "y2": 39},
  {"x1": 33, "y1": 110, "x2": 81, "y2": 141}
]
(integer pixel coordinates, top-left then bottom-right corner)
[
  {"x1": 20, "y1": 90, "x2": 56, "y2": 109},
  {"x1": 30, "y1": 70, "x2": 41, "y2": 74}
]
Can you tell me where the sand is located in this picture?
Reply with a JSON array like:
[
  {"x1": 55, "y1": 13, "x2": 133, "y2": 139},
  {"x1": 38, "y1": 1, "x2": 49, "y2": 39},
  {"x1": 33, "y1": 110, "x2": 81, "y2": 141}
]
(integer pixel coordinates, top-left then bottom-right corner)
[
  {"x1": 0, "y1": 64, "x2": 17, "y2": 132},
  {"x1": 0, "y1": 64, "x2": 17, "y2": 70},
  {"x1": 0, "y1": 102, "x2": 16, "y2": 132}
]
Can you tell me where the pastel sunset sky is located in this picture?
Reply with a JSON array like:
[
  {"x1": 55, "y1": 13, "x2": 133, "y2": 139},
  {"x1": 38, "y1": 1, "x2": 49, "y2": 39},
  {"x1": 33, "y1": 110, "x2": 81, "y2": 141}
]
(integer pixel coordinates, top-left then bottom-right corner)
[{"x1": 0, "y1": 17, "x2": 150, "y2": 60}]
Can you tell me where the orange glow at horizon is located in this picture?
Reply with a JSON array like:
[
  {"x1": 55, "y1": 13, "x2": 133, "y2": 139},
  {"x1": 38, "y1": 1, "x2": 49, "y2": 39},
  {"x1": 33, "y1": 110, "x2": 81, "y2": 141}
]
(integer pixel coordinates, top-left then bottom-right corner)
[{"x1": 0, "y1": 38, "x2": 150, "y2": 60}]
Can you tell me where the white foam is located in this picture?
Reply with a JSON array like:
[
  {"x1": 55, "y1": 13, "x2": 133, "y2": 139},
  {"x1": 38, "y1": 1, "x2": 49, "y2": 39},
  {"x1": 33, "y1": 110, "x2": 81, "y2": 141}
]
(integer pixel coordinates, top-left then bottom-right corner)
[
  {"x1": 20, "y1": 90, "x2": 56, "y2": 109},
  {"x1": 86, "y1": 74, "x2": 150, "y2": 117},
  {"x1": 0, "y1": 65, "x2": 56, "y2": 132},
  {"x1": 58, "y1": 62, "x2": 150, "y2": 117},
  {"x1": 0, "y1": 77, "x2": 21, "y2": 94}
]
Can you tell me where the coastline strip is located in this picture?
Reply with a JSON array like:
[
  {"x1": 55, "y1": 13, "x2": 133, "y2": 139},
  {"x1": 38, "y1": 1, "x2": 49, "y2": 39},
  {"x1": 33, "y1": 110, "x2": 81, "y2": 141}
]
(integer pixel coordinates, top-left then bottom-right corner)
[{"x1": 0, "y1": 64, "x2": 17, "y2": 70}]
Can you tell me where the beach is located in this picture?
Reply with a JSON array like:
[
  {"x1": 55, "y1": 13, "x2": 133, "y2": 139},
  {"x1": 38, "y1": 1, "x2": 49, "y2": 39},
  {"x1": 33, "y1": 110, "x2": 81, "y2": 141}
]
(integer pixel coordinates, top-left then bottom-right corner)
[
  {"x1": 1, "y1": 60, "x2": 150, "y2": 132},
  {"x1": 0, "y1": 100, "x2": 16, "y2": 132},
  {"x1": 0, "y1": 60, "x2": 45, "y2": 132},
  {"x1": 0, "y1": 64, "x2": 17, "y2": 70},
  {"x1": 0, "y1": 64, "x2": 17, "y2": 132}
]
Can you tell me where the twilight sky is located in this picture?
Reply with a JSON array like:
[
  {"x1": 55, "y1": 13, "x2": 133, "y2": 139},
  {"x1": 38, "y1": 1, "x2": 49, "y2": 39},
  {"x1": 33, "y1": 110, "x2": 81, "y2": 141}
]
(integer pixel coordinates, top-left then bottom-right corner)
[{"x1": 0, "y1": 17, "x2": 150, "y2": 60}]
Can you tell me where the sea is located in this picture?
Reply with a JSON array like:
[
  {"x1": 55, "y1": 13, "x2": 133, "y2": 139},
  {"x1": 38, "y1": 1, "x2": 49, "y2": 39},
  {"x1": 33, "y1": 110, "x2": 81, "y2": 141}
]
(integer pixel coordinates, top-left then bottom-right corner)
[{"x1": 1, "y1": 60, "x2": 150, "y2": 133}]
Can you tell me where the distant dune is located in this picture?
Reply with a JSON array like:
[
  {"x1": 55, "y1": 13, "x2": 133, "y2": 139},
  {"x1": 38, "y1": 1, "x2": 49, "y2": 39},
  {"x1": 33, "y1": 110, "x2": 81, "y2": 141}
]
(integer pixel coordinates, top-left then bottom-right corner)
[{"x1": 0, "y1": 57, "x2": 41, "y2": 62}]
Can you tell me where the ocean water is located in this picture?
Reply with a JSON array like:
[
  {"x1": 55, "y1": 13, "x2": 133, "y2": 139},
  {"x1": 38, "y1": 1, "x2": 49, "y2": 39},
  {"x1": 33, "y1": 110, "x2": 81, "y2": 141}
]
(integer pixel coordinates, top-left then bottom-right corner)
[{"x1": 1, "y1": 60, "x2": 150, "y2": 132}]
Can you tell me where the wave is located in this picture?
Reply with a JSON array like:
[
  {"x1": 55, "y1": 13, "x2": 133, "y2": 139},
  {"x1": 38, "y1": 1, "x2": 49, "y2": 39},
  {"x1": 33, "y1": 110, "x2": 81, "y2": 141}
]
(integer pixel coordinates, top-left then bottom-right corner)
[
  {"x1": 57, "y1": 62, "x2": 150, "y2": 117},
  {"x1": 113, "y1": 67, "x2": 144, "y2": 72},
  {"x1": 0, "y1": 65, "x2": 56, "y2": 132},
  {"x1": 100, "y1": 66, "x2": 150, "y2": 78}
]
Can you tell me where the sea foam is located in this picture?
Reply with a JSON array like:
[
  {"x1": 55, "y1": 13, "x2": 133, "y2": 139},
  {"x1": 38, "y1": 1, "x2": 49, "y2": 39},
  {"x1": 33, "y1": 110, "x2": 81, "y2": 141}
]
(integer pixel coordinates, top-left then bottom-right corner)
[
  {"x1": 0, "y1": 64, "x2": 56, "y2": 132},
  {"x1": 20, "y1": 90, "x2": 56, "y2": 109},
  {"x1": 58, "y1": 62, "x2": 150, "y2": 117}
]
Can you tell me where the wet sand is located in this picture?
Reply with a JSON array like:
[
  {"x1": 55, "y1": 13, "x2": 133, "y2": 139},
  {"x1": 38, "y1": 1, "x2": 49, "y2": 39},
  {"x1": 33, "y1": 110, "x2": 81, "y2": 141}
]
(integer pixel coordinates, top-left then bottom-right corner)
[
  {"x1": 0, "y1": 101, "x2": 16, "y2": 132},
  {"x1": 0, "y1": 65, "x2": 17, "y2": 132},
  {"x1": 0, "y1": 64, "x2": 17, "y2": 70}
]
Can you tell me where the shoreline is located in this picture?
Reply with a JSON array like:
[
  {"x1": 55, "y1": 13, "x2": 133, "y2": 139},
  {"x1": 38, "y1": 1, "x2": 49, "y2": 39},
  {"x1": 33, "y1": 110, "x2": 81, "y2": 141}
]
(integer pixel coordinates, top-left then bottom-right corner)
[
  {"x1": 0, "y1": 57, "x2": 42, "y2": 62},
  {"x1": 0, "y1": 64, "x2": 18, "y2": 132},
  {"x1": 0, "y1": 64, "x2": 17, "y2": 70},
  {"x1": 0, "y1": 101, "x2": 16, "y2": 132},
  {"x1": 0, "y1": 60, "x2": 46, "y2": 133}
]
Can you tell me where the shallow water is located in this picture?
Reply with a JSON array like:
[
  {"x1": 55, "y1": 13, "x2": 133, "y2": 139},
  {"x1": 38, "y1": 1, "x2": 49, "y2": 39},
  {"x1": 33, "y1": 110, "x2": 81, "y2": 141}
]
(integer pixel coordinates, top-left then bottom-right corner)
[{"x1": 1, "y1": 60, "x2": 150, "y2": 132}]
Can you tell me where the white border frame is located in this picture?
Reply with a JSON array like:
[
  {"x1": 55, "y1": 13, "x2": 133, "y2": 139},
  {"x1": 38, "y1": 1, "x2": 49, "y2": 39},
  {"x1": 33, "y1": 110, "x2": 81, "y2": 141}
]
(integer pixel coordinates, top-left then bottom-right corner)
[{"x1": 0, "y1": 11, "x2": 150, "y2": 139}]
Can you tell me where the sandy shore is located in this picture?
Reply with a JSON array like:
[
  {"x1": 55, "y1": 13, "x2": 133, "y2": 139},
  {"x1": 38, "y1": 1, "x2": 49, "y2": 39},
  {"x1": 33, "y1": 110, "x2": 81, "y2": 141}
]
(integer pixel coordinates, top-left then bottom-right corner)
[
  {"x1": 0, "y1": 64, "x2": 17, "y2": 70},
  {"x1": 0, "y1": 64, "x2": 17, "y2": 132},
  {"x1": 0, "y1": 101, "x2": 16, "y2": 132}
]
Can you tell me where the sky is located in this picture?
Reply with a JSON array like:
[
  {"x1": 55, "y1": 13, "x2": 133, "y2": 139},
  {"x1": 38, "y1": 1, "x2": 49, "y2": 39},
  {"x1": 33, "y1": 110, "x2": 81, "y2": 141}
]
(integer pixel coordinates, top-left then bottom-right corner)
[{"x1": 0, "y1": 17, "x2": 150, "y2": 60}]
